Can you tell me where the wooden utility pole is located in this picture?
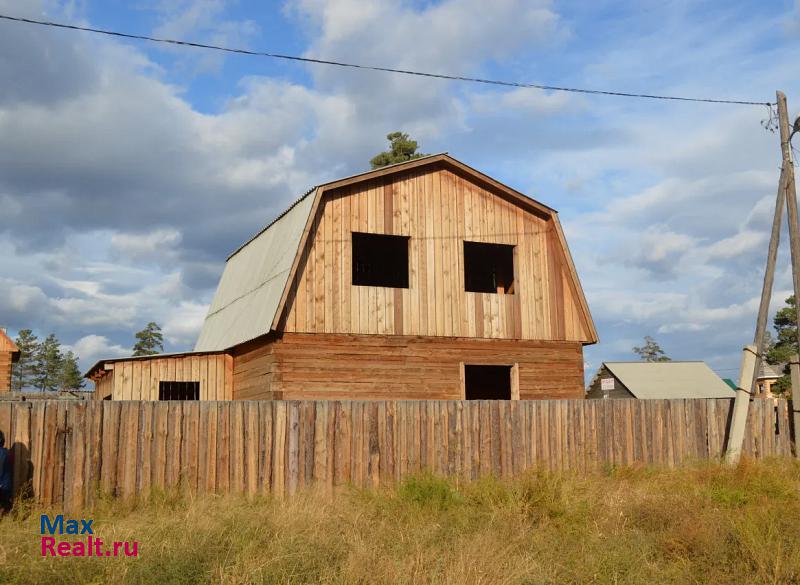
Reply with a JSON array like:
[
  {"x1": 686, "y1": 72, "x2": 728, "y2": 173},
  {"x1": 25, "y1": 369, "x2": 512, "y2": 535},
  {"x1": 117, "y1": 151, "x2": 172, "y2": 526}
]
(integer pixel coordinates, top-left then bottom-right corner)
[
  {"x1": 726, "y1": 91, "x2": 799, "y2": 463},
  {"x1": 778, "y1": 92, "x2": 800, "y2": 342},
  {"x1": 791, "y1": 356, "x2": 800, "y2": 457}
]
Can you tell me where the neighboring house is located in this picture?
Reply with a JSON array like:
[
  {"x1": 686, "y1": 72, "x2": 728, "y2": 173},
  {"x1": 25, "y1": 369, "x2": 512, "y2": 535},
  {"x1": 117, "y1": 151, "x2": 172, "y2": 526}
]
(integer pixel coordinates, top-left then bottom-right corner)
[
  {"x1": 755, "y1": 362, "x2": 785, "y2": 398},
  {"x1": 0, "y1": 328, "x2": 20, "y2": 393},
  {"x1": 88, "y1": 154, "x2": 597, "y2": 401},
  {"x1": 586, "y1": 361, "x2": 735, "y2": 400}
]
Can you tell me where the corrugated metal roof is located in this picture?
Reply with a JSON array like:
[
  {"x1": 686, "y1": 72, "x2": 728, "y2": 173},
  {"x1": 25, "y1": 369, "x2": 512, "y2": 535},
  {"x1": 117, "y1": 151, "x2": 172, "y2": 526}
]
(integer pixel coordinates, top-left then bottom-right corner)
[
  {"x1": 194, "y1": 192, "x2": 316, "y2": 351},
  {"x1": 603, "y1": 361, "x2": 735, "y2": 399}
]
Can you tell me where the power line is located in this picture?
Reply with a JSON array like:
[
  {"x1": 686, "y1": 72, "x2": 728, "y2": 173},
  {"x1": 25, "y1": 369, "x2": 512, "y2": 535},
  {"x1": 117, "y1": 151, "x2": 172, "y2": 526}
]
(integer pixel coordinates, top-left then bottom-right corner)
[{"x1": 0, "y1": 13, "x2": 774, "y2": 108}]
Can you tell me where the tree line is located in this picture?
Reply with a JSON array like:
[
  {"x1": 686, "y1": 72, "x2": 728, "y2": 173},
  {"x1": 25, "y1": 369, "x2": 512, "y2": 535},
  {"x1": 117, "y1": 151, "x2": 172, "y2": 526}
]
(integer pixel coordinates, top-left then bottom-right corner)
[
  {"x1": 11, "y1": 322, "x2": 164, "y2": 392},
  {"x1": 11, "y1": 330, "x2": 83, "y2": 392}
]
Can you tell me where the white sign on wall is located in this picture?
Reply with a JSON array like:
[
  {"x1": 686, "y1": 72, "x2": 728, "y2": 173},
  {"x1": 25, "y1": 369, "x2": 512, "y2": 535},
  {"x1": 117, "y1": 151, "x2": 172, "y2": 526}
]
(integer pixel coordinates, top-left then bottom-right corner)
[{"x1": 600, "y1": 378, "x2": 615, "y2": 391}]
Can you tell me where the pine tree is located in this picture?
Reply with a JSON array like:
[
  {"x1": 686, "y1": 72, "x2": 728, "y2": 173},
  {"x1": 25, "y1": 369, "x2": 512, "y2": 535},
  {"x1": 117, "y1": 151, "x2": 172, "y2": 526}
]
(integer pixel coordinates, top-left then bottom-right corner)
[
  {"x1": 35, "y1": 334, "x2": 63, "y2": 392},
  {"x1": 11, "y1": 329, "x2": 40, "y2": 391},
  {"x1": 764, "y1": 295, "x2": 800, "y2": 395},
  {"x1": 133, "y1": 322, "x2": 164, "y2": 356},
  {"x1": 59, "y1": 351, "x2": 85, "y2": 391},
  {"x1": 369, "y1": 132, "x2": 428, "y2": 169},
  {"x1": 632, "y1": 336, "x2": 671, "y2": 362}
]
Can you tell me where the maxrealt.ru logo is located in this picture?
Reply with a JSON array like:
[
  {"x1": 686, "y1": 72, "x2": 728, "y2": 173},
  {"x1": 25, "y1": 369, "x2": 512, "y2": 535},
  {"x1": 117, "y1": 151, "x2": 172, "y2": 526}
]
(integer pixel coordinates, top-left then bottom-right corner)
[{"x1": 40, "y1": 514, "x2": 139, "y2": 558}]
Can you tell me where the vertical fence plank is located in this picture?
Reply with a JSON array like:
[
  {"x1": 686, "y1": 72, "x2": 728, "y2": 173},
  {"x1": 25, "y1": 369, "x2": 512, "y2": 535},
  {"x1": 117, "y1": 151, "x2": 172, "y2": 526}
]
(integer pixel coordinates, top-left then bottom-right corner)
[
  {"x1": 229, "y1": 401, "x2": 245, "y2": 494},
  {"x1": 216, "y1": 402, "x2": 230, "y2": 494},
  {"x1": 287, "y1": 401, "x2": 300, "y2": 496},
  {"x1": 53, "y1": 403, "x2": 69, "y2": 505},
  {"x1": 245, "y1": 401, "x2": 260, "y2": 496},
  {"x1": 259, "y1": 401, "x2": 273, "y2": 494},
  {"x1": 165, "y1": 402, "x2": 182, "y2": 489},
  {"x1": 11, "y1": 403, "x2": 32, "y2": 499},
  {"x1": 66, "y1": 403, "x2": 87, "y2": 513},
  {"x1": 272, "y1": 401, "x2": 286, "y2": 497},
  {"x1": 151, "y1": 402, "x2": 168, "y2": 491},
  {"x1": 28, "y1": 402, "x2": 46, "y2": 501}
]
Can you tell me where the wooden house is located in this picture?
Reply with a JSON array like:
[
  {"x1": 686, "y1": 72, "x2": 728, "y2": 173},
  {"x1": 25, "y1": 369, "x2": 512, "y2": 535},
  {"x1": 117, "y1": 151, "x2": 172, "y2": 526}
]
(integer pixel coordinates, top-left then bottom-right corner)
[
  {"x1": 0, "y1": 328, "x2": 20, "y2": 393},
  {"x1": 88, "y1": 154, "x2": 597, "y2": 400},
  {"x1": 586, "y1": 362, "x2": 734, "y2": 400}
]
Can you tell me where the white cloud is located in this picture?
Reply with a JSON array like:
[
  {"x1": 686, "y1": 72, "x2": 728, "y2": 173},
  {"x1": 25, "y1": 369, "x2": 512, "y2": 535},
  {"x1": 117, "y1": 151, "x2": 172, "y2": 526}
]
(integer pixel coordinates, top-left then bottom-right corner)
[
  {"x1": 65, "y1": 334, "x2": 130, "y2": 369},
  {"x1": 162, "y1": 300, "x2": 209, "y2": 346},
  {"x1": 704, "y1": 230, "x2": 766, "y2": 260},
  {"x1": 111, "y1": 229, "x2": 183, "y2": 262}
]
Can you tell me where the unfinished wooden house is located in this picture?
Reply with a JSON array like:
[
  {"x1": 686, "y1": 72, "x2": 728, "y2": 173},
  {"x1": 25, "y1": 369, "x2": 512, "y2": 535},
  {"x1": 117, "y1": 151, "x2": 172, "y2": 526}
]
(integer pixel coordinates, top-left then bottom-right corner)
[
  {"x1": 0, "y1": 328, "x2": 20, "y2": 393},
  {"x1": 88, "y1": 154, "x2": 597, "y2": 400}
]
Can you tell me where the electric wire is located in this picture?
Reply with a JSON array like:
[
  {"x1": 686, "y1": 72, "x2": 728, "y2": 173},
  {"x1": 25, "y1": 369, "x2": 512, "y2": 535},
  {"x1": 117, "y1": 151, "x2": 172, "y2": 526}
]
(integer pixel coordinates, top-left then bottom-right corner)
[{"x1": 0, "y1": 13, "x2": 774, "y2": 107}]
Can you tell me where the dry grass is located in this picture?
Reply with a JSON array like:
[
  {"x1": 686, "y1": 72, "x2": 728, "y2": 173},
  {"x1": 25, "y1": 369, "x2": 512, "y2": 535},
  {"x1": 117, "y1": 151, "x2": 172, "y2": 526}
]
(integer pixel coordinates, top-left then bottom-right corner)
[{"x1": 1, "y1": 458, "x2": 800, "y2": 584}]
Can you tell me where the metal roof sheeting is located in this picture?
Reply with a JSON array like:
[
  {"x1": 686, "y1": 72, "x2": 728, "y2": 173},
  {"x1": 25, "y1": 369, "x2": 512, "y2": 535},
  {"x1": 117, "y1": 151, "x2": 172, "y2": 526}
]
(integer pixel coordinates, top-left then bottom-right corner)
[
  {"x1": 194, "y1": 191, "x2": 316, "y2": 351},
  {"x1": 603, "y1": 361, "x2": 735, "y2": 399}
]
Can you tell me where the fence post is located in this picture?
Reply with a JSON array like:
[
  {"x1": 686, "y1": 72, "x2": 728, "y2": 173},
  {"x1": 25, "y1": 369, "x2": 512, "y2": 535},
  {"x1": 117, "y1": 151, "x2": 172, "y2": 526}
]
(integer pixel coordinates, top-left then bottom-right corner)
[
  {"x1": 790, "y1": 355, "x2": 800, "y2": 458},
  {"x1": 726, "y1": 344, "x2": 758, "y2": 464}
]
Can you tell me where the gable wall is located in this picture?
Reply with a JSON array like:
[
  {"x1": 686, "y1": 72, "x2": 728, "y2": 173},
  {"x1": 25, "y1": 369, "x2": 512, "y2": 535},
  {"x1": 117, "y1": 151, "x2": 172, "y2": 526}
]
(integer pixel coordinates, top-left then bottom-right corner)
[
  {"x1": 280, "y1": 165, "x2": 592, "y2": 341},
  {"x1": 585, "y1": 366, "x2": 635, "y2": 399},
  {"x1": 92, "y1": 353, "x2": 233, "y2": 400}
]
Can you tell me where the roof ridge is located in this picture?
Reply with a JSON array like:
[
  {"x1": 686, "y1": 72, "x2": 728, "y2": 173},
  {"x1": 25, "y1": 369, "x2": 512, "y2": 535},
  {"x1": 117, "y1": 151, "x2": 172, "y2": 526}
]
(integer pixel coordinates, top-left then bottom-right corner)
[{"x1": 226, "y1": 153, "x2": 451, "y2": 261}]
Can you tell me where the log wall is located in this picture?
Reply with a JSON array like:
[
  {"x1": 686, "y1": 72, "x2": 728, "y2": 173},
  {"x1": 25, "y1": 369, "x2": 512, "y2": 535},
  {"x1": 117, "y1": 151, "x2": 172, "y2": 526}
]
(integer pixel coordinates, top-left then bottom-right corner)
[
  {"x1": 0, "y1": 351, "x2": 12, "y2": 393},
  {"x1": 233, "y1": 333, "x2": 585, "y2": 400},
  {"x1": 0, "y1": 398, "x2": 793, "y2": 510}
]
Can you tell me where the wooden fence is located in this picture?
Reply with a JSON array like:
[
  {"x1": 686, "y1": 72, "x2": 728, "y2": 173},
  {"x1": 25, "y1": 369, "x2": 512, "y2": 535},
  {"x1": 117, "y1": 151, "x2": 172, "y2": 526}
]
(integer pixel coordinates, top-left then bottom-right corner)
[{"x1": 0, "y1": 398, "x2": 794, "y2": 511}]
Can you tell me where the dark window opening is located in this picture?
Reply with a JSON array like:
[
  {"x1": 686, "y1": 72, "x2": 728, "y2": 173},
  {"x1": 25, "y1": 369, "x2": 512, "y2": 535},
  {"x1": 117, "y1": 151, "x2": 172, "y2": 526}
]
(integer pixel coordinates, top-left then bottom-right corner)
[
  {"x1": 464, "y1": 365, "x2": 511, "y2": 400},
  {"x1": 352, "y1": 232, "x2": 409, "y2": 288},
  {"x1": 158, "y1": 381, "x2": 200, "y2": 401},
  {"x1": 463, "y1": 241, "x2": 515, "y2": 294}
]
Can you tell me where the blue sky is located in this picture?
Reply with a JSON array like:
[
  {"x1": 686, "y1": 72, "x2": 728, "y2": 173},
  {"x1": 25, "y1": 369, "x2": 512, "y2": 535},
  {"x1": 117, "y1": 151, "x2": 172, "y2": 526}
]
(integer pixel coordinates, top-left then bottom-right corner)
[{"x1": 1, "y1": 0, "x2": 799, "y2": 382}]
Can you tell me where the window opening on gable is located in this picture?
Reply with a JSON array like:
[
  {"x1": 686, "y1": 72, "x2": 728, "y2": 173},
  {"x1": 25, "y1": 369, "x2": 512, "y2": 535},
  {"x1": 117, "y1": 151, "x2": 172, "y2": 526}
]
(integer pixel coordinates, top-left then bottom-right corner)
[
  {"x1": 463, "y1": 241, "x2": 515, "y2": 294},
  {"x1": 352, "y1": 232, "x2": 410, "y2": 288}
]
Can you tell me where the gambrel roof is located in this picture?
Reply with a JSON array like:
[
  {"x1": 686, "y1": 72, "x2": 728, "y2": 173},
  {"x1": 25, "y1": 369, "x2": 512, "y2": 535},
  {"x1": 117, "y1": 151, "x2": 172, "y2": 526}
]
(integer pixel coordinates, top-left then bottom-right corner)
[{"x1": 195, "y1": 154, "x2": 595, "y2": 351}]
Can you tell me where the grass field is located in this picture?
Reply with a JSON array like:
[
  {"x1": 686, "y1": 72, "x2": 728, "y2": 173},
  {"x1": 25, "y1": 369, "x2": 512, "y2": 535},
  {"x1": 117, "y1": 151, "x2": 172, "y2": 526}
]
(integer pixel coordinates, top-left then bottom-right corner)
[{"x1": 0, "y1": 458, "x2": 799, "y2": 584}]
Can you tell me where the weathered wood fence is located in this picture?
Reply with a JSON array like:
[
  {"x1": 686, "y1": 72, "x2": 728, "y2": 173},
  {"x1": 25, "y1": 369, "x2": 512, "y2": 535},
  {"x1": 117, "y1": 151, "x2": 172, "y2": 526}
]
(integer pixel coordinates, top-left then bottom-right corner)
[{"x1": 0, "y1": 398, "x2": 794, "y2": 510}]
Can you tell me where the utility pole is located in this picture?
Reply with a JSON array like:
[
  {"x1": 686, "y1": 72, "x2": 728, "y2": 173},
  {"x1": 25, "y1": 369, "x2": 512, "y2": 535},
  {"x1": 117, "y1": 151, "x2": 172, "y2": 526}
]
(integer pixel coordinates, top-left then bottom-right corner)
[
  {"x1": 778, "y1": 92, "x2": 800, "y2": 345},
  {"x1": 726, "y1": 91, "x2": 800, "y2": 463}
]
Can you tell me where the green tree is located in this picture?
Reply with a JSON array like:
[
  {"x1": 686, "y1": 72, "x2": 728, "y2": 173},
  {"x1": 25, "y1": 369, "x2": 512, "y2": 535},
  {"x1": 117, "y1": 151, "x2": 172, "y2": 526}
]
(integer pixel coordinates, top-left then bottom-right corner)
[
  {"x1": 11, "y1": 329, "x2": 40, "y2": 391},
  {"x1": 59, "y1": 350, "x2": 85, "y2": 391},
  {"x1": 133, "y1": 322, "x2": 164, "y2": 356},
  {"x1": 35, "y1": 333, "x2": 63, "y2": 392},
  {"x1": 369, "y1": 132, "x2": 428, "y2": 169},
  {"x1": 764, "y1": 295, "x2": 800, "y2": 395},
  {"x1": 632, "y1": 336, "x2": 671, "y2": 362}
]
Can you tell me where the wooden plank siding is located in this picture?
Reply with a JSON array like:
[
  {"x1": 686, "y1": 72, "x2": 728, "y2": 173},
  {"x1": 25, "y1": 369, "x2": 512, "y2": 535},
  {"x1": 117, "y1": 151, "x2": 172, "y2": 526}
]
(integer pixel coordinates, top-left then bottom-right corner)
[
  {"x1": 91, "y1": 353, "x2": 233, "y2": 401},
  {"x1": 232, "y1": 333, "x2": 585, "y2": 401},
  {"x1": 279, "y1": 165, "x2": 594, "y2": 343},
  {"x1": 0, "y1": 398, "x2": 793, "y2": 509}
]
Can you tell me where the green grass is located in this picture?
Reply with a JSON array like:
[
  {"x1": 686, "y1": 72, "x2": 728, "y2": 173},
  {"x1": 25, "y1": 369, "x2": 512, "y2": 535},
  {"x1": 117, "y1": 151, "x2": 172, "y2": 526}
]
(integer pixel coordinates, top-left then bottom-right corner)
[{"x1": 2, "y1": 458, "x2": 800, "y2": 584}]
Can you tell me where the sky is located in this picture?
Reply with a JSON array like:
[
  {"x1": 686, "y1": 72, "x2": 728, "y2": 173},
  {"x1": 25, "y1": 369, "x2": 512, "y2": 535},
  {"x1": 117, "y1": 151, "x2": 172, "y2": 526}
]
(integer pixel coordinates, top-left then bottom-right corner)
[{"x1": 1, "y1": 0, "x2": 799, "y2": 383}]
